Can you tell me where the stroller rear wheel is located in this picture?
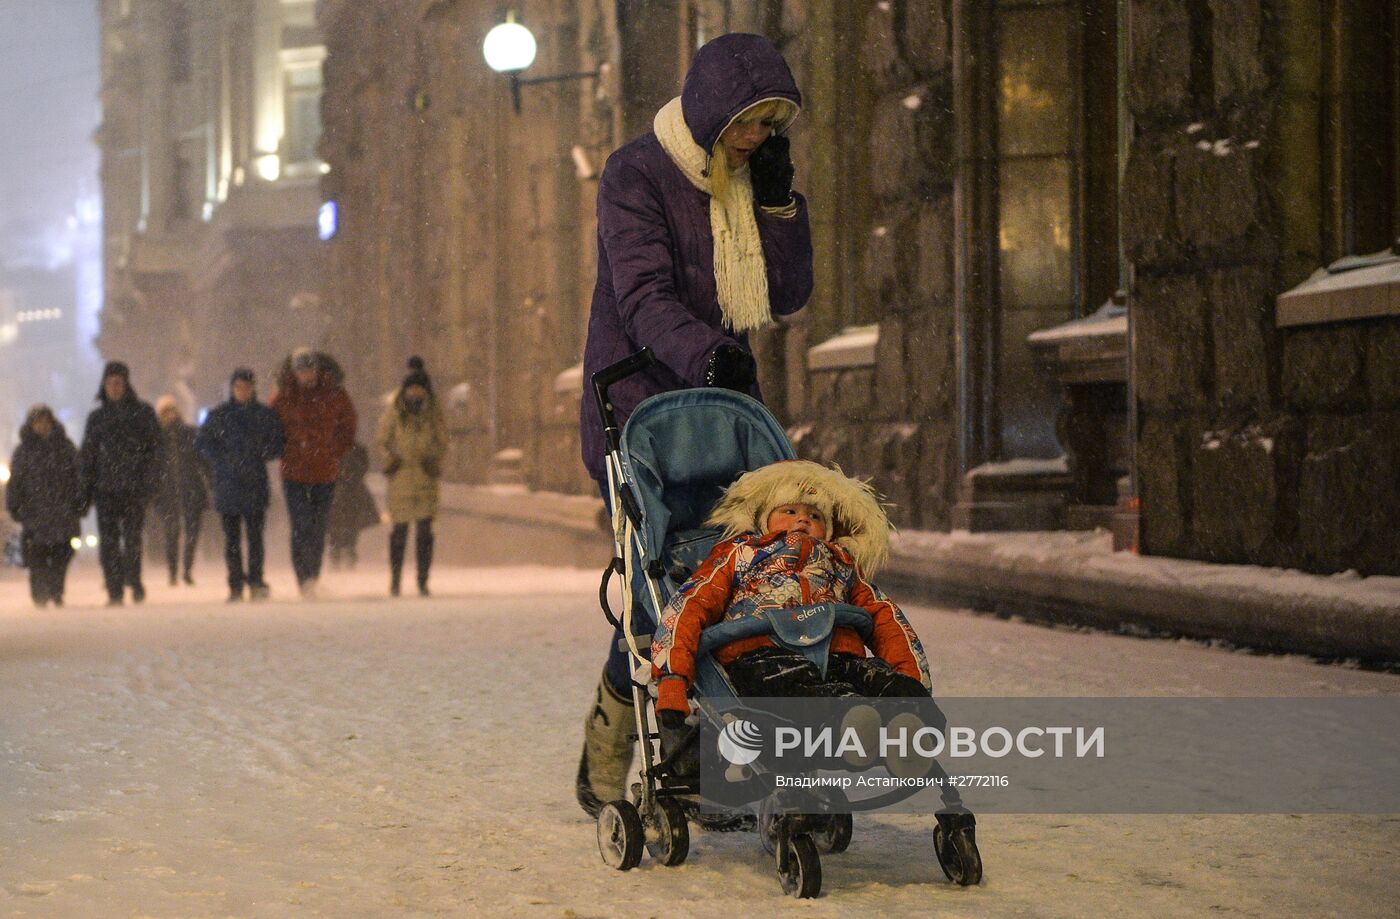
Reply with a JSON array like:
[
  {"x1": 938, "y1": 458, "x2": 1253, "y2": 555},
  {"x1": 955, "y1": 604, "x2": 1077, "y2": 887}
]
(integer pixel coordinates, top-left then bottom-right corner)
[
  {"x1": 645, "y1": 797, "x2": 690, "y2": 866},
  {"x1": 934, "y1": 817, "x2": 983, "y2": 886},
  {"x1": 596, "y1": 800, "x2": 644, "y2": 870},
  {"x1": 776, "y1": 834, "x2": 822, "y2": 899}
]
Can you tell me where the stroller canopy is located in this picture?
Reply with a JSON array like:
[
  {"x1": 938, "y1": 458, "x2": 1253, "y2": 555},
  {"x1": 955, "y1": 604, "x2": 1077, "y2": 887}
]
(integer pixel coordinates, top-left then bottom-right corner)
[{"x1": 620, "y1": 389, "x2": 795, "y2": 567}]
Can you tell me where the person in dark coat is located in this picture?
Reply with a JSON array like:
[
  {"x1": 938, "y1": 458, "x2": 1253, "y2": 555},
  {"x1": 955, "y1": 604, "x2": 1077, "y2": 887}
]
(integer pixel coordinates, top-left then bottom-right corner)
[
  {"x1": 6, "y1": 406, "x2": 82, "y2": 607},
  {"x1": 80, "y1": 361, "x2": 161, "y2": 606},
  {"x1": 153, "y1": 395, "x2": 210, "y2": 587},
  {"x1": 269, "y1": 348, "x2": 356, "y2": 598},
  {"x1": 574, "y1": 32, "x2": 814, "y2": 816},
  {"x1": 195, "y1": 368, "x2": 284, "y2": 602},
  {"x1": 327, "y1": 442, "x2": 378, "y2": 571}
]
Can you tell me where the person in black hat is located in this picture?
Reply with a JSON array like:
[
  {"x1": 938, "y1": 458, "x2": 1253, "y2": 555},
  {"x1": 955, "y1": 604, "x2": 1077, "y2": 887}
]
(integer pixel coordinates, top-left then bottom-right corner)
[
  {"x1": 196, "y1": 368, "x2": 284, "y2": 601},
  {"x1": 375, "y1": 357, "x2": 447, "y2": 596},
  {"x1": 79, "y1": 361, "x2": 161, "y2": 605}
]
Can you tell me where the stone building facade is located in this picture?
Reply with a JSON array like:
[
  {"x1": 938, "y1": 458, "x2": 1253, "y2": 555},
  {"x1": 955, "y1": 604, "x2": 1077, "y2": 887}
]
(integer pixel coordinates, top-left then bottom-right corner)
[
  {"x1": 1123, "y1": 0, "x2": 1399, "y2": 575},
  {"x1": 97, "y1": 0, "x2": 328, "y2": 409},
  {"x1": 315, "y1": 0, "x2": 1398, "y2": 575}
]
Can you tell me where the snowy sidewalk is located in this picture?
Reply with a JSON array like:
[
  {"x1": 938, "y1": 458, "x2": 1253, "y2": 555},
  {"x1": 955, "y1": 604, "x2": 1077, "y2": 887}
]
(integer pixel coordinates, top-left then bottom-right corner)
[
  {"x1": 884, "y1": 530, "x2": 1400, "y2": 665},
  {"x1": 3, "y1": 555, "x2": 1398, "y2": 917},
  {"x1": 435, "y1": 483, "x2": 1400, "y2": 665}
]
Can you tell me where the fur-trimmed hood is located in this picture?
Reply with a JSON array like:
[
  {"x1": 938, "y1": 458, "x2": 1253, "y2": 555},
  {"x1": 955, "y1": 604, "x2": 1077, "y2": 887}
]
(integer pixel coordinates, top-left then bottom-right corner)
[
  {"x1": 19, "y1": 405, "x2": 67, "y2": 443},
  {"x1": 705, "y1": 459, "x2": 892, "y2": 576},
  {"x1": 276, "y1": 349, "x2": 345, "y2": 393}
]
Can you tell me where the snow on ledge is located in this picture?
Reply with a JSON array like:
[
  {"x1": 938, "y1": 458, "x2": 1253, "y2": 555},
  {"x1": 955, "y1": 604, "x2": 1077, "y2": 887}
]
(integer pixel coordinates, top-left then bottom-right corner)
[
  {"x1": 1276, "y1": 251, "x2": 1400, "y2": 328},
  {"x1": 1027, "y1": 303, "x2": 1127, "y2": 345},
  {"x1": 891, "y1": 528, "x2": 1400, "y2": 614},
  {"x1": 554, "y1": 363, "x2": 583, "y2": 394},
  {"x1": 967, "y1": 455, "x2": 1069, "y2": 478},
  {"x1": 808, "y1": 324, "x2": 879, "y2": 371}
]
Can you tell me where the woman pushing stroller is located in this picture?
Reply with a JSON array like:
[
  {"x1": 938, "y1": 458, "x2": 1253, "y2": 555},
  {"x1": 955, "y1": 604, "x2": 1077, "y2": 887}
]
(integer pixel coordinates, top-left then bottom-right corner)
[{"x1": 576, "y1": 29, "x2": 814, "y2": 819}]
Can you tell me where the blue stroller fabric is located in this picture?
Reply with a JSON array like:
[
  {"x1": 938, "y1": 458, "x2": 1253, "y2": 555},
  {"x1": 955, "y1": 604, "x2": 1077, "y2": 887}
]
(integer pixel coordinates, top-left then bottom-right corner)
[
  {"x1": 696, "y1": 603, "x2": 877, "y2": 679},
  {"x1": 618, "y1": 389, "x2": 795, "y2": 696},
  {"x1": 621, "y1": 389, "x2": 794, "y2": 572}
]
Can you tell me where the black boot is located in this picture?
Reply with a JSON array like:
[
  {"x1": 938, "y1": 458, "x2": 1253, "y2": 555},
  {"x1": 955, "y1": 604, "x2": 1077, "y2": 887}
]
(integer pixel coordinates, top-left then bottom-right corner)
[
  {"x1": 389, "y1": 523, "x2": 407, "y2": 597},
  {"x1": 415, "y1": 519, "x2": 433, "y2": 596}
]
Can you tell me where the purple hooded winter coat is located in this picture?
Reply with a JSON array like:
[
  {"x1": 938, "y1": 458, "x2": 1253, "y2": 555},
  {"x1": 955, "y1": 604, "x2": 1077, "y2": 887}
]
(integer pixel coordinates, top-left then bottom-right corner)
[{"x1": 579, "y1": 33, "x2": 814, "y2": 482}]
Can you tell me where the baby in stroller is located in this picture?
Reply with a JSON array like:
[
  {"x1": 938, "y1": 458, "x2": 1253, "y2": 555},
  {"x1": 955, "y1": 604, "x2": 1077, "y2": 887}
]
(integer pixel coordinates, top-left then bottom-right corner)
[
  {"x1": 651, "y1": 459, "x2": 930, "y2": 713},
  {"x1": 649, "y1": 459, "x2": 979, "y2": 869}
]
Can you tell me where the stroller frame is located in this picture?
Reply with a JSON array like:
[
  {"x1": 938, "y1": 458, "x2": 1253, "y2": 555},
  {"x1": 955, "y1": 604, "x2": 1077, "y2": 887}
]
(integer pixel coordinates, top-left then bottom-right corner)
[{"x1": 587, "y1": 350, "x2": 981, "y2": 897}]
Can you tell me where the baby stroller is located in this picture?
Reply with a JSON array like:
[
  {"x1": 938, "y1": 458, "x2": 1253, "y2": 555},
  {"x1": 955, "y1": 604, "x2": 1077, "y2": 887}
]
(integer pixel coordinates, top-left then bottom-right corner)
[{"x1": 589, "y1": 349, "x2": 982, "y2": 898}]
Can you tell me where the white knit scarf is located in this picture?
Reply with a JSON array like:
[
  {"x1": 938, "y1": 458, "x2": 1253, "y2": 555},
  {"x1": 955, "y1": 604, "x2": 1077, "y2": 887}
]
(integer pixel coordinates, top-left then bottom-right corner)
[{"x1": 653, "y1": 96, "x2": 773, "y2": 334}]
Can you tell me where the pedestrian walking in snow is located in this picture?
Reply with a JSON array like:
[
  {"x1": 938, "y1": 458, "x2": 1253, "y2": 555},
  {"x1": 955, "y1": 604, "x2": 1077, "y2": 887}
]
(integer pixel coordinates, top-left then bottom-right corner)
[
  {"x1": 80, "y1": 361, "x2": 161, "y2": 606},
  {"x1": 152, "y1": 395, "x2": 210, "y2": 587},
  {"x1": 574, "y1": 32, "x2": 814, "y2": 815},
  {"x1": 196, "y1": 368, "x2": 284, "y2": 602},
  {"x1": 270, "y1": 348, "x2": 355, "y2": 598},
  {"x1": 5, "y1": 406, "x2": 82, "y2": 607},
  {"x1": 375, "y1": 357, "x2": 446, "y2": 597},
  {"x1": 327, "y1": 442, "x2": 378, "y2": 570}
]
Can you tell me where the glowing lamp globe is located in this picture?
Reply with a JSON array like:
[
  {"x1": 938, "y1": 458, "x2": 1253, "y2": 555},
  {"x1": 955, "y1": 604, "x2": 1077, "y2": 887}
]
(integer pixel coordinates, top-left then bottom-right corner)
[{"x1": 483, "y1": 20, "x2": 536, "y2": 74}]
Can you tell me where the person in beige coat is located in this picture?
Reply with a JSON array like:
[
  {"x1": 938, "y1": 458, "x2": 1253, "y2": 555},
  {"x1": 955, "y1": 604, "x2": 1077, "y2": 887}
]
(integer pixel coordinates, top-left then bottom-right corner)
[{"x1": 376, "y1": 357, "x2": 448, "y2": 596}]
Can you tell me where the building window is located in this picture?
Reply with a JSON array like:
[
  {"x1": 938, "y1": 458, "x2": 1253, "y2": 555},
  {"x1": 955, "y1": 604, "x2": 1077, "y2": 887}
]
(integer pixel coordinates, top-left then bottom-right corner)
[
  {"x1": 1323, "y1": 0, "x2": 1398, "y2": 259},
  {"x1": 280, "y1": 0, "x2": 316, "y2": 29},
  {"x1": 1276, "y1": 0, "x2": 1398, "y2": 327},
  {"x1": 169, "y1": 138, "x2": 202, "y2": 222},
  {"x1": 283, "y1": 62, "x2": 322, "y2": 165},
  {"x1": 168, "y1": 0, "x2": 191, "y2": 84},
  {"x1": 985, "y1": 0, "x2": 1120, "y2": 460}
]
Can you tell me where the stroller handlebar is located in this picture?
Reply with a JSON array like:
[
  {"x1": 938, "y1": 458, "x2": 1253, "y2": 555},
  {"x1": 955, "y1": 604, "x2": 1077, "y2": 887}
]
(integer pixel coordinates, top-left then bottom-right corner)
[{"x1": 591, "y1": 348, "x2": 658, "y2": 453}]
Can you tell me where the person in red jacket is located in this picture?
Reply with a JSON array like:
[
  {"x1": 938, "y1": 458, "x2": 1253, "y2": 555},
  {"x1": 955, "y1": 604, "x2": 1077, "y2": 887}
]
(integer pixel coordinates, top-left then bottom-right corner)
[{"x1": 269, "y1": 349, "x2": 356, "y2": 597}]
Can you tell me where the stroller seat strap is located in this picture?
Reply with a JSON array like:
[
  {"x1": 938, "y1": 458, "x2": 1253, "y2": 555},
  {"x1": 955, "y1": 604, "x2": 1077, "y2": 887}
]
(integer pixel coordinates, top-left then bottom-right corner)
[{"x1": 695, "y1": 604, "x2": 874, "y2": 678}]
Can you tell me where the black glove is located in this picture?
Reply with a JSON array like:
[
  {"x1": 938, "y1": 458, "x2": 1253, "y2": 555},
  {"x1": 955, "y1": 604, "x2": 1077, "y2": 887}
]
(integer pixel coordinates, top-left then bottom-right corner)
[
  {"x1": 384, "y1": 458, "x2": 402, "y2": 476},
  {"x1": 421, "y1": 457, "x2": 441, "y2": 479},
  {"x1": 748, "y1": 134, "x2": 794, "y2": 208},
  {"x1": 657, "y1": 709, "x2": 699, "y2": 778},
  {"x1": 705, "y1": 344, "x2": 757, "y2": 392}
]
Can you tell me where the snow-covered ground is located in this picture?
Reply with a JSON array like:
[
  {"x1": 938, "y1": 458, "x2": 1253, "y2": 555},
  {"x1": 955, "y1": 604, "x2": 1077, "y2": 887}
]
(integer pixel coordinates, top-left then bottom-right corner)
[{"x1": 1, "y1": 552, "x2": 1398, "y2": 918}]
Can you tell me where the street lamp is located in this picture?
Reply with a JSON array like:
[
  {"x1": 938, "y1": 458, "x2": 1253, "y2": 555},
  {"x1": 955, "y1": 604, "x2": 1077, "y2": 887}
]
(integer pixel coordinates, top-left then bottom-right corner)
[{"x1": 483, "y1": 11, "x2": 600, "y2": 114}]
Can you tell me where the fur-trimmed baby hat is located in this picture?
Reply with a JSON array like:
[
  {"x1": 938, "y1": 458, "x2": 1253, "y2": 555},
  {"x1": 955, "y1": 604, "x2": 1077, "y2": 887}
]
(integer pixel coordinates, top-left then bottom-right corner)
[{"x1": 705, "y1": 459, "x2": 893, "y2": 576}]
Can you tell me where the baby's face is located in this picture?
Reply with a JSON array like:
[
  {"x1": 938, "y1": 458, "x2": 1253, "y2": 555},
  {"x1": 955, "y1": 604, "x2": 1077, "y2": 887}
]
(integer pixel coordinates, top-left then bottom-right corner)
[{"x1": 764, "y1": 503, "x2": 828, "y2": 540}]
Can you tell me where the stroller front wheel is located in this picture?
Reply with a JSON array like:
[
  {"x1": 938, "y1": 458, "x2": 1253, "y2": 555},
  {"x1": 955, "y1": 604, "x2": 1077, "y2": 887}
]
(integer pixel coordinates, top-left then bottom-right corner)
[
  {"x1": 596, "y1": 800, "x2": 644, "y2": 870},
  {"x1": 934, "y1": 818, "x2": 983, "y2": 886},
  {"x1": 776, "y1": 834, "x2": 822, "y2": 899}
]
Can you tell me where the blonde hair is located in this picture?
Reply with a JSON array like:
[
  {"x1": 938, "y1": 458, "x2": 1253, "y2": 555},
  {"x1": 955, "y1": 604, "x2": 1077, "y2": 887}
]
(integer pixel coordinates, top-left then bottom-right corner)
[{"x1": 709, "y1": 98, "x2": 798, "y2": 199}]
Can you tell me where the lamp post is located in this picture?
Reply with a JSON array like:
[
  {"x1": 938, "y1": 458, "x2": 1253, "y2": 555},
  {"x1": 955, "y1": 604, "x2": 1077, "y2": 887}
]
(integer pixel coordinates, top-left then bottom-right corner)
[{"x1": 482, "y1": 12, "x2": 601, "y2": 114}]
